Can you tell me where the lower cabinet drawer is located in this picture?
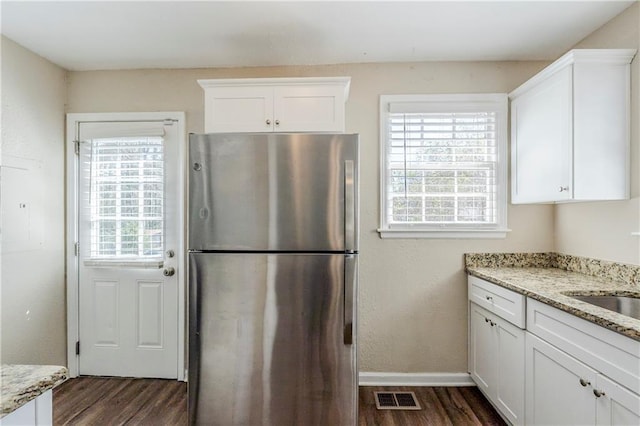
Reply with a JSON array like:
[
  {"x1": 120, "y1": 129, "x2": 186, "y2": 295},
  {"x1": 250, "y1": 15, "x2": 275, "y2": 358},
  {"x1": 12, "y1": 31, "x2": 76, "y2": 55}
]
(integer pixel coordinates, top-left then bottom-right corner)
[
  {"x1": 527, "y1": 298, "x2": 640, "y2": 395},
  {"x1": 468, "y1": 275, "x2": 526, "y2": 328}
]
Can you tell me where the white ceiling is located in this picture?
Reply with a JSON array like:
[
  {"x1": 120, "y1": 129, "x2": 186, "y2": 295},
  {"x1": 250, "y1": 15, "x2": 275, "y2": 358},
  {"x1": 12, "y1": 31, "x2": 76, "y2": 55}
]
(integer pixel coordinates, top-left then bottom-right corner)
[{"x1": 1, "y1": 1, "x2": 636, "y2": 71}]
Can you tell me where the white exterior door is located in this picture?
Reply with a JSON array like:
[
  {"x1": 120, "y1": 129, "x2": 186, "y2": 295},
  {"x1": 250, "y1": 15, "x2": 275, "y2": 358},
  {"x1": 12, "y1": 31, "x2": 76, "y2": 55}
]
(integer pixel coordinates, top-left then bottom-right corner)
[{"x1": 71, "y1": 114, "x2": 183, "y2": 378}]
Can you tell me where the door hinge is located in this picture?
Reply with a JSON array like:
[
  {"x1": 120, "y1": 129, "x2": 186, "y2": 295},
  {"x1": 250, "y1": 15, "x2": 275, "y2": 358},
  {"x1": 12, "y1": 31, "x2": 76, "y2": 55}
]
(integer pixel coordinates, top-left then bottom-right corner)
[
  {"x1": 75, "y1": 341, "x2": 80, "y2": 355},
  {"x1": 73, "y1": 140, "x2": 80, "y2": 155},
  {"x1": 74, "y1": 242, "x2": 79, "y2": 256}
]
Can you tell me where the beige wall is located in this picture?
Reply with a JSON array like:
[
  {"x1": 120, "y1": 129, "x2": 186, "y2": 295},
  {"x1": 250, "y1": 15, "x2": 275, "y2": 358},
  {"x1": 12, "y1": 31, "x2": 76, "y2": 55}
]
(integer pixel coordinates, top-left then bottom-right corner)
[
  {"x1": 1, "y1": 36, "x2": 67, "y2": 365},
  {"x1": 68, "y1": 61, "x2": 553, "y2": 373},
  {"x1": 555, "y1": 3, "x2": 640, "y2": 266},
  {"x1": 6, "y1": 4, "x2": 635, "y2": 374}
]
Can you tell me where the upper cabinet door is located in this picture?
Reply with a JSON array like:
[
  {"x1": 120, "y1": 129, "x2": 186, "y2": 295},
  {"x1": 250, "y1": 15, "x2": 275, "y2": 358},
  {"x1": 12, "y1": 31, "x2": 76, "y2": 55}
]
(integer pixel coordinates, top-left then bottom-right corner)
[
  {"x1": 274, "y1": 84, "x2": 345, "y2": 132},
  {"x1": 203, "y1": 85, "x2": 274, "y2": 133},
  {"x1": 199, "y1": 77, "x2": 350, "y2": 133},
  {"x1": 511, "y1": 66, "x2": 573, "y2": 204}
]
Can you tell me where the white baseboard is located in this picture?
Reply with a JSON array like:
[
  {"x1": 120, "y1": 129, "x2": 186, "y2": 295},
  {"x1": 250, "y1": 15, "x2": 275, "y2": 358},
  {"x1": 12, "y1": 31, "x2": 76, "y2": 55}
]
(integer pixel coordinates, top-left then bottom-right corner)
[{"x1": 359, "y1": 372, "x2": 475, "y2": 387}]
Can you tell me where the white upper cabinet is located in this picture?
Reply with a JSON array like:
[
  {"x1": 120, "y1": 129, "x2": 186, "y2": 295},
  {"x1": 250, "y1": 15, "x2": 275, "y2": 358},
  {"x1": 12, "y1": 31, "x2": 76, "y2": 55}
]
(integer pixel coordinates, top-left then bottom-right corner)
[
  {"x1": 509, "y1": 49, "x2": 636, "y2": 204},
  {"x1": 198, "y1": 77, "x2": 350, "y2": 133}
]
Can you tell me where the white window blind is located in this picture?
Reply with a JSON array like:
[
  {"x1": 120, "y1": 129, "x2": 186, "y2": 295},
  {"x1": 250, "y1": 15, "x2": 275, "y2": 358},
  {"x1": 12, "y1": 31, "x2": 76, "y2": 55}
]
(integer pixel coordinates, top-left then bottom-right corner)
[
  {"x1": 84, "y1": 136, "x2": 165, "y2": 259},
  {"x1": 379, "y1": 94, "x2": 508, "y2": 238}
]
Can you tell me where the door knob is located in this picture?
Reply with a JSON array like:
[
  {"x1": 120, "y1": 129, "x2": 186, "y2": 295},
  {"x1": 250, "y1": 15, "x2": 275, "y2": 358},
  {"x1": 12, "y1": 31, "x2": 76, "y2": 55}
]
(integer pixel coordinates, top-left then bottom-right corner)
[
  {"x1": 166, "y1": 250, "x2": 175, "y2": 258},
  {"x1": 163, "y1": 267, "x2": 176, "y2": 277}
]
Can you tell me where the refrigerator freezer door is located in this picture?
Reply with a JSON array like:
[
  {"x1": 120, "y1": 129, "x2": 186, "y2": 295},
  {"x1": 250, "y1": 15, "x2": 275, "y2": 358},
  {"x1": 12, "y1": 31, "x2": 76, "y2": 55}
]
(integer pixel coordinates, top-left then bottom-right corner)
[
  {"x1": 188, "y1": 253, "x2": 357, "y2": 426},
  {"x1": 189, "y1": 133, "x2": 359, "y2": 252}
]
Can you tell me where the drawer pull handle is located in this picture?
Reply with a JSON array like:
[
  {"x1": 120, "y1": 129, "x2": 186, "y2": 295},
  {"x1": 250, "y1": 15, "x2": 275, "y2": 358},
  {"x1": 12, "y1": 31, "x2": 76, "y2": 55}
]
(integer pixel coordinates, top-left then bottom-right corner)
[
  {"x1": 485, "y1": 296, "x2": 493, "y2": 301},
  {"x1": 485, "y1": 317, "x2": 490, "y2": 323},
  {"x1": 593, "y1": 389, "x2": 605, "y2": 398},
  {"x1": 579, "y1": 378, "x2": 591, "y2": 387}
]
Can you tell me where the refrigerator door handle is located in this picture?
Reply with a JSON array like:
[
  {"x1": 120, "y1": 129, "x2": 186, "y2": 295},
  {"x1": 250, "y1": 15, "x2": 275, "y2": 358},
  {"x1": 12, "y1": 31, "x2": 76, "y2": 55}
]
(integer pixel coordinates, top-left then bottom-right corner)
[
  {"x1": 345, "y1": 160, "x2": 355, "y2": 252},
  {"x1": 344, "y1": 254, "x2": 356, "y2": 345}
]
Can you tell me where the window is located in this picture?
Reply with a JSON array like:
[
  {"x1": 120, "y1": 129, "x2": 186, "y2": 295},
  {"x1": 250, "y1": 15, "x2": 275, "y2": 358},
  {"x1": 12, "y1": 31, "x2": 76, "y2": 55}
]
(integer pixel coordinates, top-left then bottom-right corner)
[
  {"x1": 379, "y1": 94, "x2": 508, "y2": 238},
  {"x1": 87, "y1": 136, "x2": 164, "y2": 259}
]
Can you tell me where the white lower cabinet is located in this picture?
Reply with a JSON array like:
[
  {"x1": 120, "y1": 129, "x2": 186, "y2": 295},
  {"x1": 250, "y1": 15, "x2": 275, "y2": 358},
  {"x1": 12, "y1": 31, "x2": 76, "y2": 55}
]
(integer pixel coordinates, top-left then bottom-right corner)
[
  {"x1": 469, "y1": 303, "x2": 525, "y2": 425},
  {"x1": 526, "y1": 332, "x2": 640, "y2": 425},
  {"x1": 595, "y1": 374, "x2": 640, "y2": 426},
  {"x1": 0, "y1": 389, "x2": 53, "y2": 425},
  {"x1": 526, "y1": 332, "x2": 598, "y2": 425},
  {"x1": 468, "y1": 275, "x2": 640, "y2": 425}
]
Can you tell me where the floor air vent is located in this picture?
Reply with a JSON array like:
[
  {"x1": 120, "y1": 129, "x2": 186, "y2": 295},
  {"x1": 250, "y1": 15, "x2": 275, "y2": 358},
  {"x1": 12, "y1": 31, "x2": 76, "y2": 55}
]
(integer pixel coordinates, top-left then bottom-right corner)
[{"x1": 374, "y1": 391, "x2": 421, "y2": 410}]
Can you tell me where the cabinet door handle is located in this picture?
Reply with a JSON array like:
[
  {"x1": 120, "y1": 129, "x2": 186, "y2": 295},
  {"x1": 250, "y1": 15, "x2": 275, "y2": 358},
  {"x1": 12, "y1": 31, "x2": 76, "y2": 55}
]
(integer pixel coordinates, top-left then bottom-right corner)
[
  {"x1": 484, "y1": 317, "x2": 495, "y2": 326},
  {"x1": 579, "y1": 378, "x2": 591, "y2": 387},
  {"x1": 559, "y1": 186, "x2": 569, "y2": 192},
  {"x1": 275, "y1": 119, "x2": 280, "y2": 126},
  {"x1": 266, "y1": 119, "x2": 271, "y2": 126},
  {"x1": 593, "y1": 389, "x2": 605, "y2": 398}
]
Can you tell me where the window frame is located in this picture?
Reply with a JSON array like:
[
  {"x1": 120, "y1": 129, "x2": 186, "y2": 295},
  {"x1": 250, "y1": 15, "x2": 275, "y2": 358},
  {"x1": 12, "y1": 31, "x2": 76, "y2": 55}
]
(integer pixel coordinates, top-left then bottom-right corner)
[{"x1": 378, "y1": 93, "x2": 509, "y2": 239}]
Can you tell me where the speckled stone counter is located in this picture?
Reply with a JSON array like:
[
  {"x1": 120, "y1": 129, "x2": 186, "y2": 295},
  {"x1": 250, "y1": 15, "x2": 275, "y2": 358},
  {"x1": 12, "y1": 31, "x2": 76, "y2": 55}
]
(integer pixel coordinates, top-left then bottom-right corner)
[
  {"x1": 465, "y1": 253, "x2": 640, "y2": 341},
  {"x1": 0, "y1": 364, "x2": 67, "y2": 418}
]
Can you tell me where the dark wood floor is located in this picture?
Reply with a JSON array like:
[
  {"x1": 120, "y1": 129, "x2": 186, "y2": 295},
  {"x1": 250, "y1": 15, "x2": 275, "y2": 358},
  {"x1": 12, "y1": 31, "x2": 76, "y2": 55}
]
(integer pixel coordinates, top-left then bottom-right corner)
[
  {"x1": 53, "y1": 377, "x2": 187, "y2": 425},
  {"x1": 53, "y1": 378, "x2": 505, "y2": 425},
  {"x1": 359, "y1": 386, "x2": 505, "y2": 426}
]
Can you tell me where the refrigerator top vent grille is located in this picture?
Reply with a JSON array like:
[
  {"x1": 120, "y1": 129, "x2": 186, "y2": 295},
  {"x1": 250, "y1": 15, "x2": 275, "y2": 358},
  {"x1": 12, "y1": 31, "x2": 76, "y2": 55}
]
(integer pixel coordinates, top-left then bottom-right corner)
[{"x1": 374, "y1": 391, "x2": 421, "y2": 410}]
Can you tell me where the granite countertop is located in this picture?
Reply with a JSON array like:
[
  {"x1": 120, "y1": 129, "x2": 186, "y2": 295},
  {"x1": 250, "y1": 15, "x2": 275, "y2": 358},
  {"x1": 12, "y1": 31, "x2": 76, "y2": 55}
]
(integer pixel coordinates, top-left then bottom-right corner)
[
  {"x1": 0, "y1": 364, "x2": 68, "y2": 418},
  {"x1": 465, "y1": 253, "x2": 640, "y2": 341}
]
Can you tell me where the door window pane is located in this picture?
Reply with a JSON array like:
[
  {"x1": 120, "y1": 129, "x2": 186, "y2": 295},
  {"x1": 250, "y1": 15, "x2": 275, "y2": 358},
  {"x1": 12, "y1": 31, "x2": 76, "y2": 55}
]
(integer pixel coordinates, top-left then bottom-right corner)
[{"x1": 88, "y1": 137, "x2": 164, "y2": 259}]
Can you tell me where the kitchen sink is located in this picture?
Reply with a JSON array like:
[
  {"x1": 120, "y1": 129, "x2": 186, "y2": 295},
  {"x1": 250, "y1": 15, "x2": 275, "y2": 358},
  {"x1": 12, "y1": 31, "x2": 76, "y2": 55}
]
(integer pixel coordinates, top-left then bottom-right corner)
[{"x1": 567, "y1": 294, "x2": 640, "y2": 320}]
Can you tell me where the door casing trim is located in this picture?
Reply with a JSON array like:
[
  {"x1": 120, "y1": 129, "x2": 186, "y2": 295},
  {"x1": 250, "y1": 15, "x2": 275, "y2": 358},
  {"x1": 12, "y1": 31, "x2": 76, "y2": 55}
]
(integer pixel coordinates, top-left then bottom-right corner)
[{"x1": 65, "y1": 112, "x2": 186, "y2": 381}]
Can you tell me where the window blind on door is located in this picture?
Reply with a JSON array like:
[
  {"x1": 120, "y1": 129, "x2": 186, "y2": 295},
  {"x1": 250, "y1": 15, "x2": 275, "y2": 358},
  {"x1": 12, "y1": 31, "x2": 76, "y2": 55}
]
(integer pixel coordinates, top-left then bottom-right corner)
[
  {"x1": 82, "y1": 136, "x2": 165, "y2": 259},
  {"x1": 385, "y1": 111, "x2": 498, "y2": 226}
]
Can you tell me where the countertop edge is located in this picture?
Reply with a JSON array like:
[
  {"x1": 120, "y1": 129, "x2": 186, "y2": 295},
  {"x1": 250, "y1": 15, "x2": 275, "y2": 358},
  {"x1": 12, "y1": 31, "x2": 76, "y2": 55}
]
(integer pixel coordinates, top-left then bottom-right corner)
[
  {"x1": 0, "y1": 365, "x2": 68, "y2": 418},
  {"x1": 467, "y1": 267, "x2": 640, "y2": 342}
]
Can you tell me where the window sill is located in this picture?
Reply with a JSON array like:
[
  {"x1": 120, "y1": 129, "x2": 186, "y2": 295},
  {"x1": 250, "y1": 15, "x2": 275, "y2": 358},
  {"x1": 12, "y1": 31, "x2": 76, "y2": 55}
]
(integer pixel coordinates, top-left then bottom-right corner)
[
  {"x1": 377, "y1": 228, "x2": 511, "y2": 239},
  {"x1": 83, "y1": 259, "x2": 164, "y2": 268}
]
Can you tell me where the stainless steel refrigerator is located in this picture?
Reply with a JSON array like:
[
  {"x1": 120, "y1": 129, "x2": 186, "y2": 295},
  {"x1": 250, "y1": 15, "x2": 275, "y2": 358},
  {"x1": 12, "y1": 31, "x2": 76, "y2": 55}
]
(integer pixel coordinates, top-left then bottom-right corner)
[{"x1": 188, "y1": 133, "x2": 359, "y2": 425}]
